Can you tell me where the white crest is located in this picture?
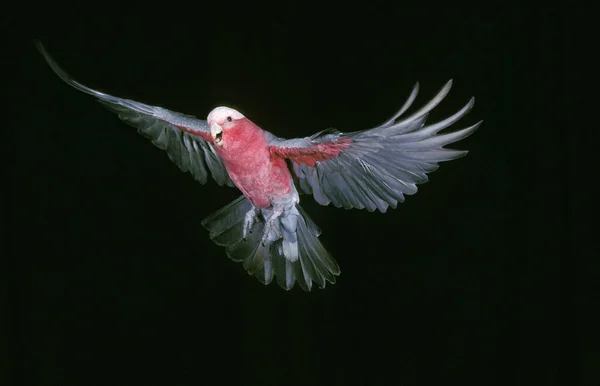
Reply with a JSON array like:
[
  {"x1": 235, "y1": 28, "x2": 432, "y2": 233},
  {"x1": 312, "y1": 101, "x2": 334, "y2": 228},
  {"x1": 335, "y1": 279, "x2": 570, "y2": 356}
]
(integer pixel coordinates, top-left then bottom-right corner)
[{"x1": 207, "y1": 106, "x2": 245, "y2": 124}]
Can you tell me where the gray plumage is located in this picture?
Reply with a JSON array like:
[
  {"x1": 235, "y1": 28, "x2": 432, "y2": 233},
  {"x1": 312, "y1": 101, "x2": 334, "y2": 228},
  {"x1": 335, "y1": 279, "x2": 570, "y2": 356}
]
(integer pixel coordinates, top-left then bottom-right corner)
[
  {"x1": 36, "y1": 40, "x2": 480, "y2": 291},
  {"x1": 35, "y1": 41, "x2": 233, "y2": 187},
  {"x1": 201, "y1": 195, "x2": 340, "y2": 291},
  {"x1": 268, "y1": 80, "x2": 482, "y2": 212}
]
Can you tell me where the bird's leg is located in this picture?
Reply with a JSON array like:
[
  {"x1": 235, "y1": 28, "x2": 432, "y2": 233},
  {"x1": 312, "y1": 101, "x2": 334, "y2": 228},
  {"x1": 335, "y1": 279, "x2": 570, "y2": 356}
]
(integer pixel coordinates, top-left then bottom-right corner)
[
  {"x1": 261, "y1": 206, "x2": 283, "y2": 246},
  {"x1": 242, "y1": 207, "x2": 260, "y2": 240}
]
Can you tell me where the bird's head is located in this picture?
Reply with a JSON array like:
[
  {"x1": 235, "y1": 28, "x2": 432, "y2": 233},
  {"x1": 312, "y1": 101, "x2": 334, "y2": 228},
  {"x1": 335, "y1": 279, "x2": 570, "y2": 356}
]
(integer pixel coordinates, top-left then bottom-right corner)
[{"x1": 207, "y1": 106, "x2": 246, "y2": 148}]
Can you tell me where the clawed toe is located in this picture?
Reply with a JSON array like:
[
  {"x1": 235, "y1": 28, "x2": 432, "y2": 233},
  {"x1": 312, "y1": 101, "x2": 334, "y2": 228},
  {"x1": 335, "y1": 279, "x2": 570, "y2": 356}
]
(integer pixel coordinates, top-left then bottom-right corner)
[
  {"x1": 260, "y1": 214, "x2": 282, "y2": 246},
  {"x1": 242, "y1": 208, "x2": 260, "y2": 240}
]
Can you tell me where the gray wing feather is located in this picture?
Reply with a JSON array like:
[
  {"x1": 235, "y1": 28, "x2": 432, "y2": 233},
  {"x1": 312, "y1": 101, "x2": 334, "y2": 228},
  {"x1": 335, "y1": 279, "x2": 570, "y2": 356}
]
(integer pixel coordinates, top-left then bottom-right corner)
[
  {"x1": 269, "y1": 80, "x2": 482, "y2": 212},
  {"x1": 36, "y1": 41, "x2": 234, "y2": 187}
]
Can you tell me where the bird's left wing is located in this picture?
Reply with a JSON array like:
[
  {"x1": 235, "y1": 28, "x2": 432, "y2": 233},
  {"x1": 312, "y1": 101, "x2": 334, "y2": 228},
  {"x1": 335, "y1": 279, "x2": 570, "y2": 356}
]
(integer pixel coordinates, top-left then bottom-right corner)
[
  {"x1": 268, "y1": 80, "x2": 481, "y2": 212},
  {"x1": 35, "y1": 41, "x2": 234, "y2": 187}
]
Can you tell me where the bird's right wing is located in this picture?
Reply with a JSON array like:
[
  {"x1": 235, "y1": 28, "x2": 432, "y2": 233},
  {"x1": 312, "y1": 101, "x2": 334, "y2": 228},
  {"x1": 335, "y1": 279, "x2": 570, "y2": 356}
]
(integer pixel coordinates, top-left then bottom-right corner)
[{"x1": 35, "y1": 41, "x2": 234, "y2": 187}]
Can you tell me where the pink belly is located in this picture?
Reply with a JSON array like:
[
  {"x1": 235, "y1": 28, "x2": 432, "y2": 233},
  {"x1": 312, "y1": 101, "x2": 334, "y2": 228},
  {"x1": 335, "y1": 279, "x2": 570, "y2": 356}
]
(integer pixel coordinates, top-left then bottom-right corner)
[{"x1": 228, "y1": 158, "x2": 293, "y2": 209}]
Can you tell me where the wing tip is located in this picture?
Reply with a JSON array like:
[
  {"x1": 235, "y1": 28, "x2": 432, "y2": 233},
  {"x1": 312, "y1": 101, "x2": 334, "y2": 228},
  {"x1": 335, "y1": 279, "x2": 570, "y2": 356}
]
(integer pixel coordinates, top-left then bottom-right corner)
[
  {"x1": 461, "y1": 97, "x2": 477, "y2": 115},
  {"x1": 454, "y1": 149, "x2": 470, "y2": 159},
  {"x1": 34, "y1": 39, "x2": 80, "y2": 90},
  {"x1": 442, "y1": 79, "x2": 453, "y2": 93},
  {"x1": 34, "y1": 39, "x2": 57, "y2": 68},
  {"x1": 458, "y1": 120, "x2": 483, "y2": 139},
  {"x1": 33, "y1": 39, "x2": 48, "y2": 57}
]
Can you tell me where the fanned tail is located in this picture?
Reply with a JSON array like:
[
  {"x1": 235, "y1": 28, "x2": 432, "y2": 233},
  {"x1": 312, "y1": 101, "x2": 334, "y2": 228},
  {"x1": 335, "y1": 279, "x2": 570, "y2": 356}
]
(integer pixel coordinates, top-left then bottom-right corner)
[{"x1": 201, "y1": 195, "x2": 340, "y2": 291}]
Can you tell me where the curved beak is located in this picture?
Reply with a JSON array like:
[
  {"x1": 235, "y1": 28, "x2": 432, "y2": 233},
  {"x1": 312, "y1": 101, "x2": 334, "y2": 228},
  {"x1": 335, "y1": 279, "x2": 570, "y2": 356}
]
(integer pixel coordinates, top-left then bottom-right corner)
[{"x1": 210, "y1": 122, "x2": 223, "y2": 146}]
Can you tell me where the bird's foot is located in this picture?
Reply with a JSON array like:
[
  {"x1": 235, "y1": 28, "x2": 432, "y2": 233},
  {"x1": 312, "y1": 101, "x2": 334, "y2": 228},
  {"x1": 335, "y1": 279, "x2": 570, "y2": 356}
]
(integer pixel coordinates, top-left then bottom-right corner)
[
  {"x1": 261, "y1": 208, "x2": 283, "y2": 246},
  {"x1": 242, "y1": 207, "x2": 260, "y2": 240}
]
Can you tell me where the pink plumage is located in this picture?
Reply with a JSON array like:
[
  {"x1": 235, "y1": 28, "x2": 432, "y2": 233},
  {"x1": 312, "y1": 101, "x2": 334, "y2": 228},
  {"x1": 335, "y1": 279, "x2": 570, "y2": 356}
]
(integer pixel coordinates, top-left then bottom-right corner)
[
  {"x1": 36, "y1": 40, "x2": 481, "y2": 291},
  {"x1": 208, "y1": 111, "x2": 295, "y2": 209}
]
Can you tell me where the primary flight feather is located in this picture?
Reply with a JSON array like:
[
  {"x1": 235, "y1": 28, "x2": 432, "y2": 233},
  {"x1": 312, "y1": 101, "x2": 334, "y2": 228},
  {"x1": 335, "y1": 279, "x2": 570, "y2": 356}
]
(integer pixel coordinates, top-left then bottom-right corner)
[{"x1": 35, "y1": 41, "x2": 481, "y2": 291}]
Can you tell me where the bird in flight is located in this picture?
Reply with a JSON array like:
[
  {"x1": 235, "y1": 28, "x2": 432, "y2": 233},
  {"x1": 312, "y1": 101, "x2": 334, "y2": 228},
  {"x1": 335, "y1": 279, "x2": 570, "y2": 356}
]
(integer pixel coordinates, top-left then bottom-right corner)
[{"x1": 35, "y1": 40, "x2": 481, "y2": 291}]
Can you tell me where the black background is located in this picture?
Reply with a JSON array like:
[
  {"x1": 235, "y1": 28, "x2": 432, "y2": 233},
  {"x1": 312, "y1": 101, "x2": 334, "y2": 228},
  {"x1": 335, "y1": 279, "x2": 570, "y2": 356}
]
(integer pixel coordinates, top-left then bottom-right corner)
[{"x1": 4, "y1": 2, "x2": 591, "y2": 385}]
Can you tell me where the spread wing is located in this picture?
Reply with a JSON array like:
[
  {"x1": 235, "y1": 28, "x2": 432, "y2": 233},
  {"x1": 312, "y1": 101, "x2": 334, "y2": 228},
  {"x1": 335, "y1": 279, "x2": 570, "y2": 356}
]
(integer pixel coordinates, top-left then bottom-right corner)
[
  {"x1": 268, "y1": 80, "x2": 481, "y2": 212},
  {"x1": 35, "y1": 41, "x2": 234, "y2": 187}
]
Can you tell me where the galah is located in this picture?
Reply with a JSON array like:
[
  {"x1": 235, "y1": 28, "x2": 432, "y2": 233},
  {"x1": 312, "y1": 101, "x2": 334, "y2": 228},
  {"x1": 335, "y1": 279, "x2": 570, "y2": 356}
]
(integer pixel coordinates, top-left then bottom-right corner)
[{"x1": 36, "y1": 41, "x2": 481, "y2": 291}]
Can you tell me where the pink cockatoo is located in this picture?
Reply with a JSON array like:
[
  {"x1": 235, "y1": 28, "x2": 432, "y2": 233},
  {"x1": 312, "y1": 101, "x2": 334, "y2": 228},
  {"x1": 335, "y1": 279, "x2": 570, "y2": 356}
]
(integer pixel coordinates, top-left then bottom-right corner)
[{"x1": 36, "y1": 41, "x2": 481, "y2": 291}]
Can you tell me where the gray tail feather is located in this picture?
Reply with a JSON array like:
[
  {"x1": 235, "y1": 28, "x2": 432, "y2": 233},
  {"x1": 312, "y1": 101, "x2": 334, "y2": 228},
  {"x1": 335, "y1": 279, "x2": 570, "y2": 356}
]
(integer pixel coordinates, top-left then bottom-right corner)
[{"x1": 201, "y1": 195, "x2": 340, "y2": 291}]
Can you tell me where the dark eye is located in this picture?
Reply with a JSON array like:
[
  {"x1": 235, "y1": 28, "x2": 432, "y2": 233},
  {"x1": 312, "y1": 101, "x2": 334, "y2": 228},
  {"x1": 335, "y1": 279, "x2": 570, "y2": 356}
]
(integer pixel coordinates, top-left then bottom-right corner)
[{"x1": 227, "y1": 116, "x2": 232, "y2": 122}]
